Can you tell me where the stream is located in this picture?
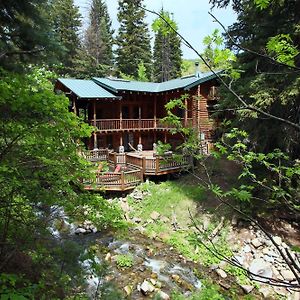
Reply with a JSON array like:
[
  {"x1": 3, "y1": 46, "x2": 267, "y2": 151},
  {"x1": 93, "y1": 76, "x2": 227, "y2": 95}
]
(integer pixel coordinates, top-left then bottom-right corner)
[{"x1": 49, "y1": 207, "x2": 204, "y2": 299}]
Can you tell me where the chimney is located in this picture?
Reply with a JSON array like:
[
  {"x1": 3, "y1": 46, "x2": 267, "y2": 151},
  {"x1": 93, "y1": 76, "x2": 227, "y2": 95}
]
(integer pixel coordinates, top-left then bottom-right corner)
[{"x1": 195, "y1": 61, "x2": 201, "y2": 78}]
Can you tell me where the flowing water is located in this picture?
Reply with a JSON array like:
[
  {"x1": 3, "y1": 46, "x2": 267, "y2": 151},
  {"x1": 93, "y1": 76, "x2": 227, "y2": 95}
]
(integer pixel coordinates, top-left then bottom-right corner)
[{"x1": 48, "y1": 209, "x2": 204, "y2": 299}]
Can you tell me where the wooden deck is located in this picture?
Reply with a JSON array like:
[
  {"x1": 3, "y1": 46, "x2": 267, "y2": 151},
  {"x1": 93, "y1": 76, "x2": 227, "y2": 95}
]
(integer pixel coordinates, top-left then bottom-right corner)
[{"x1": 82, "y1": 149, "x2": 192, "y2": 191}]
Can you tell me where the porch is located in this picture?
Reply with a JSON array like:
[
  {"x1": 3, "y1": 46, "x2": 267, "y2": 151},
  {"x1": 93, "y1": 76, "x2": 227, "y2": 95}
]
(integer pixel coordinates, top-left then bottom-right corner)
[{"x1": 82, "y1": 149, "x2": 192, "y2": 191}]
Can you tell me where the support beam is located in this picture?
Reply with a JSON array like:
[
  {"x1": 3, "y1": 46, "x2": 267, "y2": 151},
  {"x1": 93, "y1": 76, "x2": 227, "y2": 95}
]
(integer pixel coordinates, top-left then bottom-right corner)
[
  {"x1": 119, "y1": 134, "x2": 123, "y2": 146},
  {"x1": 164, "y1": 131, "x2": 167, "y2": 143},
  {"x1": 93, "y1": 99, "x2": 97, "y2": 149},
  {"x1": 138, "y1": 133, "x2": 142, "y2": 144},
  {"x1": 119, "y1": 101, "x2": 122, "y2": 130},
  {"x1": 154, "y1": 94, "x2": 157, "y2": 128}
]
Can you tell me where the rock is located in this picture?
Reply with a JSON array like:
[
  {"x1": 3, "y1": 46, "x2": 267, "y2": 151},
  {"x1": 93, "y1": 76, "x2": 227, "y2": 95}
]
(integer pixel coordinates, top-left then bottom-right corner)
[
  {"x1": 124, "y1": 285, "x2": 132, "y2": 296},
  {"x1": 264, "y1": 255, "x2": 275, "y2": 263},
  {"x1": 216, "y1": 269, "x2": 227, "y2": 278},
  {"x1": 273, "y1": 236, "x2": 282, "y2": 246},
  {"x1": 241, "y1": 285, "x2": 254, "y2": 294},
  {"x1": 105, "y1": 252, "x2": 111, "y2": 261},
  {"x1": 280, "y1": 269, "x2": 295, "y2": 281},
  {"x1": 75, "y1": 228, "x2": 86, "y2": 234},
  {"x1": 140, "y1": 280, "x2": 155, "y2": 295},
  {"x1": 158, "y1": 232, "x2": 170, "y2": 240},
  {"x1": 249, "y1": 258, "x2": 273, "y2": 282},
  {"x1": 150, "y1": 278, "x2": 156, "y2": 286},
  {"x1": 259, "y1": 286, "x2": 272, "y2": 298},
  {"x1": 231, "y1": 215, "x2": 238, "y2": 226},
  {"x1": 243, "y1": 245, "x2": 252, "y2": 253},
  {"x1": 155, "y1": 281, "x2": 162, "y2": 288},
  {"x1": 91, "y1": 226, "x2": 97, "y2": 233},
  {"x1": 157, "y1": 291, "x2": 170, "y2": 300},
  {"x1": 219, "y1": 281, "x2": 231, "y2": 290},
  {"x1": 233, "y1": 255, "x2": 244, "y2": 265},
  {"x1": 161, "y1": 216, "x2": 170, "y2": 223},
  {"x1": 251, "y1": 238, "x2": 263, "y2": 248},
  {"x1": 171, "y1": 274, "x2": 180, "y2": 282},
  {"x1": 150, "y1": 211, "x2": 160, "y2": 221},
  {"x1": 132, "y1": 217, "x2": 142, "y2": 223}
]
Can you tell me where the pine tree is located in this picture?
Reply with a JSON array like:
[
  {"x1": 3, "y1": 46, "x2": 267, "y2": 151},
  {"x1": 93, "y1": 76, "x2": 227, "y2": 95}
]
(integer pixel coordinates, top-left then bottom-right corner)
[
  {"x1": 50, "y1": 0, "x2": 82, "y2": 74},
  {"x1": 0, "y1": 0, "x2": 61, "y2": 69},
  {"x1": 116, "y1": 0, "x2": 152, "y2": 79},
  {"x1": 84, "y1": 0, "x2": 114, "y2": 76},
  {"x1": 152, "y1": 9, "x2": 182, "y2": 82}
]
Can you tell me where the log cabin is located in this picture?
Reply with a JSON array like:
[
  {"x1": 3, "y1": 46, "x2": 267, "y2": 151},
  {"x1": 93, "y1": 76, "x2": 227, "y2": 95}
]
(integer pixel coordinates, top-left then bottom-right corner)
[{"x1": 55, "y1": 68, "x2": 221, "y2": 190}]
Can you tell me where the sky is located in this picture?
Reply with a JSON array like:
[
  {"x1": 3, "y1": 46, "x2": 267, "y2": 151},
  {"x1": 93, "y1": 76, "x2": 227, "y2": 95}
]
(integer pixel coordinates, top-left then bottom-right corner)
[{"x1": 74, "y1": 0, "x2": 236, "y2": 59}]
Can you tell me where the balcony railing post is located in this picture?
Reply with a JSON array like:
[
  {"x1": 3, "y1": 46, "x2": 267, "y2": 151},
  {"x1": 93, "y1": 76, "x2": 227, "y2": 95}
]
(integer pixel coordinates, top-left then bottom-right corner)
[
  {"x1": 142, "y1": 157, "x2": 146, "y2": 174},
  {"x1": 121, "y1": 171, "x2": 125, "y2": 190},
  {"x1": 155, "y1": 157, "x2": 159, "y2": 175}
]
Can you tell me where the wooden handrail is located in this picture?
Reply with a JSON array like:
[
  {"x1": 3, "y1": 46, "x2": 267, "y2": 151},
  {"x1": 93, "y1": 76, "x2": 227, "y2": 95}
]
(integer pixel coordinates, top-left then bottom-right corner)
[{"x1": 89, "y1": 118, "x2": 193, "y2": 131}]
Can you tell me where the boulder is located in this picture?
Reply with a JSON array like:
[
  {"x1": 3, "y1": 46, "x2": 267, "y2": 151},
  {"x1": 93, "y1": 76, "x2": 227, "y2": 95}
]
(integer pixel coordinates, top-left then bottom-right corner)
[
  {"x1": 140, "y1": 280, "x2": 155, "y2": 295},
  {"x1": 157, "y1": 291, "x2": 170, "y2": 300},
  {"x1": 280, "y1": 269, "x2": 295, "y2": 281},
  {"x1": 150, "y1": 211, "x2": 160, "y2": 221},
  {"x1": 273, "y1": 236, "x2": 282, "y2": 246},
  {"x1": 249, "y1": 258, "x2": 272, "y2": 282},
  {"x1": 75, "y1": 228, "x2": 86, "y2": 234},
  {"x1": 241, "y1": 285, "x2": 254, "y2": 294},
  {"x1": 216, "y1": 269, "x2": 227, "y2": 278},
  {"x1": 124, "y1": 285, "x2": 132, "y2": 296},
  {"x1": 251, "y1": 238, "x2": 263, "y2": 248}
]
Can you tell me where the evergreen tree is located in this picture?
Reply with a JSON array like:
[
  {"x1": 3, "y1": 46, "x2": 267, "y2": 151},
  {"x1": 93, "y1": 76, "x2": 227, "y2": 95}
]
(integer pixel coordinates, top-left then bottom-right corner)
[
  {"x1": 209, "y1": 0, "x2": 300, "y2": 158},
  {"x1": 84, "y1": 0, "x2": 114, "y2": 76},
  {"x1": 116, "y1": 0, "x2": 152, "y2": 79},
  {"x1": 152, "y1": 9, "x2": 182, "y2": 82},
  {"x1": 0, "y1": 0, "x2": 60, "y2": 69},
  {"x1": 50, "y1": 0, "x2": 82, "y2": 75}
]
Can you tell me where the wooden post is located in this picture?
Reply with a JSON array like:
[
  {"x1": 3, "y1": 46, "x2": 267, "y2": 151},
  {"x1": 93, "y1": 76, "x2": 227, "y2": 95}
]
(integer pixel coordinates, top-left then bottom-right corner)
[
  {"x1": 138, "y1": 133, "x2": 142, "y2": 144},
  {"x1": 155, "y1": 157, "x2": 159, "y2": 175},
  {"x1": 154, "y1": 95, "x2": 157, "y2": 128},
  {"x1": 139, "y1": 105, "x2": 141, "y2": 129},
  {"x1": 93, "y1": 99, "x2": 97, "y2": 149},
  {"x1": 73, "y1": 97, "x2": 77, "y2": 115},
  {"x1": 184, "y1": 97, "x2": 188, "y2": 127},
  {"x1": 119, "y1": 101, "x2": 122, "y2": 130},
  {"x1": 121, "y1": 171, "x2": 125, "y2": 191},
  {"x1": 120, "y1": 134, "x2": 123, "y2": 146},
  {"x1": 164, "y1": 132, "x2": 167, "y2": 143},
  {"x1": 142, "y1": 157, "x2": 146, "y2": 175}
]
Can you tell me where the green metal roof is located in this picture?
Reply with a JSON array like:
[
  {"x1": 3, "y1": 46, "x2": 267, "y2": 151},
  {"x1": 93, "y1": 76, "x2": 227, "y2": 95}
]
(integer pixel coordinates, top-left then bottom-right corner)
[
  {"x1": 57, "y1": 78, "x2": 118, "y2": 99},
  {"x1": 92, "y1": 71, "x2": 221, "y2": 94}
]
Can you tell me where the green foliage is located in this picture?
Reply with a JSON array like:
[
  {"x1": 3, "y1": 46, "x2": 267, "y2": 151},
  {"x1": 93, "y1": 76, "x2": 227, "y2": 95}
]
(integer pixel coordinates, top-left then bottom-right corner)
[
  {"x1": 267, "y1": 34, "x2": 299, "y2": 66},
  {"x1": 0, "y1": 0, "x2": 61, "y2": 70},
  {"x1": 152, "y1": 9, "x2": 182, "y2": 82},
  {"x1": 115, "y1": 254, "x2": 134, "y2": 268},
  {"x1": 116, "y1": 0, "x2": 152, "y2": 79},
  {"x1": 84, "y1": 0, "x2": 114, "y2": 77},
  {"x1": 253, "y1": 0, "x2": 271, "y2": 9},
  {"x1": 49, "y1": 0, "x2": 82, "y2": 75},
  {"x1": 171, "y1": 282, "x2": 225, "y2": 299},
  {"x1": 202, "y1": 29, "x2": 240, "y2": 80},
  {"x1": 214, "y1": 128, "x2": 300, "y2": 212},
  {"x1": 137, "y1": 61, "x2": 149, "y2": 82}
]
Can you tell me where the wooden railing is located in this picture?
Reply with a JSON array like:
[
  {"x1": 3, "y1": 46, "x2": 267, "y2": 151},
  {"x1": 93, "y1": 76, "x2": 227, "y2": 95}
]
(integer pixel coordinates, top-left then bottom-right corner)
[
  {"x1": 90, "y1": 118, "x2": 193, "y2": 132},
  {"x1": 126, "y1": 153, "x2": 192, "y2": 175},
  {"x1": 85, "y1": 166, "x2": 142, "y2": 191},
  {"x1": 83, "y1": 149, "x2": 109, "y2": 161},
  {"x1": 108, "y1": 152, "x2": 126, "y2": 165}
]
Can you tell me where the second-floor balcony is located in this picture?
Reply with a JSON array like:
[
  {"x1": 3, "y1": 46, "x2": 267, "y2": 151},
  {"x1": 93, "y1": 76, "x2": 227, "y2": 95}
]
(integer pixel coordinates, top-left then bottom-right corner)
[{"x1": 89, "y1": 118, "x2": 193, "y2": 132}]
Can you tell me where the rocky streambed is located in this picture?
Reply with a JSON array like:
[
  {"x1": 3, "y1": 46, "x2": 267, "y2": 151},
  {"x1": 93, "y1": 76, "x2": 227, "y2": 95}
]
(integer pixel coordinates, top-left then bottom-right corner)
[{"x1": 73, "y1": 230, "x2": 210, "y2": 299}]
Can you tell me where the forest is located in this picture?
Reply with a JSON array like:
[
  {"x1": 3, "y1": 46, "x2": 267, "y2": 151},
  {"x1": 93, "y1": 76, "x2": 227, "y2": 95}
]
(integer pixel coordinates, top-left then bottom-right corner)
[{"x1": 0, "y1": 0, "x2": 299, "y2": 299}]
